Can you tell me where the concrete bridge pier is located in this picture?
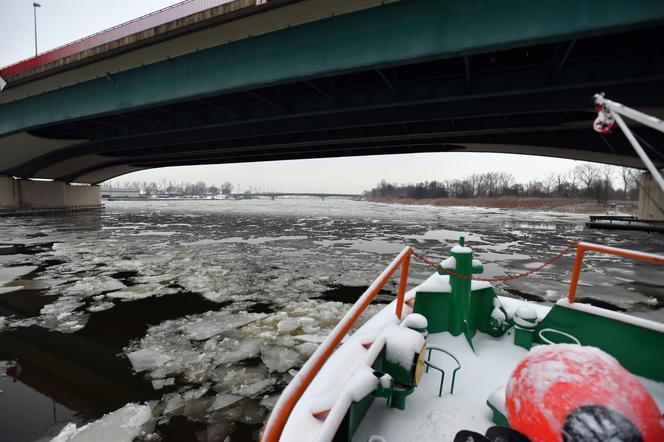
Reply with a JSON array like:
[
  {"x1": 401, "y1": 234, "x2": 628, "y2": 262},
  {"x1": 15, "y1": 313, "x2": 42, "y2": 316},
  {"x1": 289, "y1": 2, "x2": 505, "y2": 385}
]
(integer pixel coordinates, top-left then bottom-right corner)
[
  {"x1": 638, "y1": 171, "x2": 664, "y2": 220},
  {"x1": 0, "y1": 175, "x2": 101, "y2": 211}
]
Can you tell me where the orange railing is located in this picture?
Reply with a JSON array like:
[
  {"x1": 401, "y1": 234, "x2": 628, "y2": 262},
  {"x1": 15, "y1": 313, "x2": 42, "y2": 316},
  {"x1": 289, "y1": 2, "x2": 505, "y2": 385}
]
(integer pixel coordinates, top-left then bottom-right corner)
[
  {"x1": 261, "y1": 246, "x2": 413, "y2": 442},
  {"x1": 568, "y1": 242, "x2": 664, "y2": 303}
]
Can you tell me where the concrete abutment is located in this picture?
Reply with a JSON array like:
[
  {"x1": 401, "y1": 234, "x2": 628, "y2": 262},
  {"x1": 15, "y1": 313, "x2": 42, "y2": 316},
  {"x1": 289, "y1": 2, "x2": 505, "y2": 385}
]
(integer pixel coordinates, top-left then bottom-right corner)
[
  {"x1": 0, "y1": 176, "x2": 101, "y2": 211},
  {"x1": 638, "y1": 171, "x2": 664, "y2": 220}
]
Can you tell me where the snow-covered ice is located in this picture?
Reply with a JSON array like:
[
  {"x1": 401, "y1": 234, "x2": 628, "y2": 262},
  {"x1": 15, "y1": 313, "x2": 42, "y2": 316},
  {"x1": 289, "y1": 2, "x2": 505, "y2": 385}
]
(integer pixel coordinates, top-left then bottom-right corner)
[{"x1": 50, "y1": 402, "x2": 153, "y2": 442}]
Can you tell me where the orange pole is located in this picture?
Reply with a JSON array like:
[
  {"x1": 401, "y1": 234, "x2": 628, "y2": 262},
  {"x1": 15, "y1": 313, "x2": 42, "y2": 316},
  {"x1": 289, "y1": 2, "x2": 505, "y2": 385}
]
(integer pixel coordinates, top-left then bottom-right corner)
[
  {"x1": 396, "y1": 249, "x2": 412, "y2": 320},
  {"x1": 568, "y1": 242, "x2": 664, "y2": 303},
  {"x1": 567, "y1": 246, "x2": 585, "y2": 303},
  {"x1": 579, "y1": 242, "x2": 664, "y2": 265},
  {"x1": 262, "y1": 247, "x2": 412, "y2": 442}
]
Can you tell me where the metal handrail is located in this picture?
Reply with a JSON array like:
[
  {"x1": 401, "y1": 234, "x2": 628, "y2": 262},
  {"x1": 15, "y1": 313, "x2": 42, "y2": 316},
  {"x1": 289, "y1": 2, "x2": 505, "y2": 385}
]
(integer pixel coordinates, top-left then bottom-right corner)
[
  {"x1": 538, "y1": 328, "x2": 580, "y2": 345},
  {"x1": 568, "y1": 242, "x2": 664, "y2": 303},
  {"x1": 261, "y1": 246, "x2": 413, "y2": 442},
  {"x1": 424, "y1": 345, "x2": 461, "y2": 396}
]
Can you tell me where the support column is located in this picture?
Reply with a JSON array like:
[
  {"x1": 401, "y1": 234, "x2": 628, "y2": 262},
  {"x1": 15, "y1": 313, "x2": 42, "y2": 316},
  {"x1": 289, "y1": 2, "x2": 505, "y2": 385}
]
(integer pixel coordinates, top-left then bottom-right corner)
[
  {"x1": 0, "y1": 176, "x2": 101, "y2": 211},
  {"x1": 0, "y1": 175, "x2": 18, "y2": 210},
  {"x1": 638, "y1": 171, "x2": 664, "y2": 220}
]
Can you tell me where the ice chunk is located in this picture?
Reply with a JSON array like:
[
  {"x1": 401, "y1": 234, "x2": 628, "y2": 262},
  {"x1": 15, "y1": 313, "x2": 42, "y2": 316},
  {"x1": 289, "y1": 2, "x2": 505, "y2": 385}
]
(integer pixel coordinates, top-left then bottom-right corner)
[
  {"x1": 65, "y1": 276, "x2": 126, "y2": 296},
  {"x1": 183, "y1": 311, "x2": 263, "y2": 341},
  {"x1": 0, "y1": 265, "x2": 38, "y2": 285},
  {"x1": 39, "y1": 296, "x2": 88, "y2": 332},
  {"x1": 544, "y1": 289, "x2": 561, "y2": 301},
  {"x1": 106, "y1": 283, "x2": 179, "y2": 301},
  {"x1": 261, "y1": 346, "x2": 300, "y2": 373},
  {"x1": 231, "y1": 377, "x2": 277, "y2": 397},
  {"x1": 87, "y1": 302, "x2": 115, "y2": 313},
  {"x1": 0, "y1": 286, "x2": 23, "y2": 295},
  {"x1": 213, "y1": 338, "x2": 262, "y2": 366},
  {"x1": 208, "y1": 394, "x2": 243, "y2": 412},
  {"x1": 277, "y1": 318, "x2": 300, "y2": 333},
  {"x1": 182, "y1": 384, "x2": 210, "y2": 401},
  {"x1": 151, "y1": 378, "x2": 174, "y2": 390},
  {"x1": 259, "y1": 395, "x2": 279, "y2": 410},
  {"x1": 163, "y1": 393, "x2": 185, "y2": 415},
  {"x1": 50, "y1": 402, "x2": 153, "y2": 442},
  {"x1": 127, "y1": 349, "x2": 174, "y2": 373},
  {"x1": 296, "y1": 342, "x2": 318, "y2": 358}
]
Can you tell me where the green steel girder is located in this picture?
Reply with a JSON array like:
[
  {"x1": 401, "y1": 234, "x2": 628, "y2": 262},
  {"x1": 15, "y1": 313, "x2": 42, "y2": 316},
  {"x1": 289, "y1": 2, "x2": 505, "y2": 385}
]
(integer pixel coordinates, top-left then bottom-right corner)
[
  {"x1": 73, "y1": 52, "x2": 663, "y2": 143},
  {"x1": 2, "y1": 0, "x2": 664, "y2": 138},
  {"x1": 17, "y1": 69, "x2": 664, "y2": 179}
]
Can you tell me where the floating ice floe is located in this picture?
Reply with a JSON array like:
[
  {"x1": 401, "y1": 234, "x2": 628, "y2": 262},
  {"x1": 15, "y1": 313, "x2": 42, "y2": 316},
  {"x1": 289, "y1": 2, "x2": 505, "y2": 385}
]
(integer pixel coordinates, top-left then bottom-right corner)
[
  {"x1": 0, "y1": 285, "x2": 23, "y2": 295},
  {"x1": 182, "y1": 311, "x2": 264, "y2": 341},
  {"x1": 39, "y1": 296, "x2": 88, "y2": 332},
  {"x1": 50, "y1": 402, "x2": 154, "y2": 442},
  {"x1": 0, "y1": 265, "x2": 39, "y2": 285}
]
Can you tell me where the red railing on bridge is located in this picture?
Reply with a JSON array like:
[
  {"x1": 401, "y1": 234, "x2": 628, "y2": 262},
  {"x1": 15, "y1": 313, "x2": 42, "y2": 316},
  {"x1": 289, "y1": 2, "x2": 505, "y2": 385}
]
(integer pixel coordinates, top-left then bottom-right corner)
[{"x1": 0, "y1": 0, "x2": 252, "y2": 79}]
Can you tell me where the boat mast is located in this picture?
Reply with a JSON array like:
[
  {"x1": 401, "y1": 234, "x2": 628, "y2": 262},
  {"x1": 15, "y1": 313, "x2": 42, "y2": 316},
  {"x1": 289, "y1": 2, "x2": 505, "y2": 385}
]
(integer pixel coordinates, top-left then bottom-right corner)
[{"x1": 593, "y1": 93, "x2": 664, "y2": 194}]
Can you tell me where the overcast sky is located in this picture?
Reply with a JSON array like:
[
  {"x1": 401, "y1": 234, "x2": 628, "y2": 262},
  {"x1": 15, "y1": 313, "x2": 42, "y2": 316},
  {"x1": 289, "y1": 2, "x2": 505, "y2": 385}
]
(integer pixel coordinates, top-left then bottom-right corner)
[{"x1": 1, "y1": 0, "x2": 620, "y2": 193}]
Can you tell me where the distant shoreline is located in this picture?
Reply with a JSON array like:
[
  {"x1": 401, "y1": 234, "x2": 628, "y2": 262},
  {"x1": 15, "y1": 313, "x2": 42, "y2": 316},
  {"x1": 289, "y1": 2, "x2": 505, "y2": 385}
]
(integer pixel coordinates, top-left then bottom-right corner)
[{"x1": 368, "y1": 197, "x2": 637, "y2": 214}]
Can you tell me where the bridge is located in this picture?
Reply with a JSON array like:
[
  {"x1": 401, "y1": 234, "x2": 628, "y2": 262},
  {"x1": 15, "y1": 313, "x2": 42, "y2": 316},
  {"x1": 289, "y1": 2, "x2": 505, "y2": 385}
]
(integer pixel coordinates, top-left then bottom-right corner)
[
  {"x1": 230, "y1": 192, "x2": 362, "y2": 200},
  {"x1": 1, "y1": 0, "x2": 664, "y2": 217}
]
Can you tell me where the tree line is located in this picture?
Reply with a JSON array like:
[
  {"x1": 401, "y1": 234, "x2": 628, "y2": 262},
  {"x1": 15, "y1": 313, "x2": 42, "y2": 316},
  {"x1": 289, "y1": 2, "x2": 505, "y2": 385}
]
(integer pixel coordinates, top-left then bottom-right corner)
[
  {"x1": 103, "y1": 180, "x2": 234, "y2": 196},
  {"x1": 366, "y1": 165, "x2": 640, "y2": 203}
]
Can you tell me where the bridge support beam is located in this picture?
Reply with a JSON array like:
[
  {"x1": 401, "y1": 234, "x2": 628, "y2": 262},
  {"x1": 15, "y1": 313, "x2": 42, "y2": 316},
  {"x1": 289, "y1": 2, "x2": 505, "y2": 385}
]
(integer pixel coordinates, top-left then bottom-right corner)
[
  {"x1": 0, "y1": 176, "x2": 101, "y2": 211},
  {"x1": 638, "y1": 171, "x2": 664, "y2": 220}
]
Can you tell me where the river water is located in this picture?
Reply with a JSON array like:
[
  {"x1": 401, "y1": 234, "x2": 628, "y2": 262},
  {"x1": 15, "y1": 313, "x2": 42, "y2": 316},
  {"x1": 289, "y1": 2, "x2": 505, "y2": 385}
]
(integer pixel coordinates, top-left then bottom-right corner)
[{"x1": 0, "y1": 199, "x2": 662, "y2": 441}]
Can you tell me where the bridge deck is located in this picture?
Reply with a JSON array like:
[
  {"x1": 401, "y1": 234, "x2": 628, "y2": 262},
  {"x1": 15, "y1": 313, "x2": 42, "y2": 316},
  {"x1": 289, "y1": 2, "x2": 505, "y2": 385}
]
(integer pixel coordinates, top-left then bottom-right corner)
[{"x1": 0, "y1": 0, "x2": 262, "y2": 84}]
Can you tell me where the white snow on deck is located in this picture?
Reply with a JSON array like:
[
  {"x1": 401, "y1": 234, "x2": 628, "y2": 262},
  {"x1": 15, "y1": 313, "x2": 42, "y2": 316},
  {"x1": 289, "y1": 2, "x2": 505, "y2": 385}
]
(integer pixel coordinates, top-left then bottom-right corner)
[{"x1": 352, "y1": 331, "x2": 527, "y2": 442}]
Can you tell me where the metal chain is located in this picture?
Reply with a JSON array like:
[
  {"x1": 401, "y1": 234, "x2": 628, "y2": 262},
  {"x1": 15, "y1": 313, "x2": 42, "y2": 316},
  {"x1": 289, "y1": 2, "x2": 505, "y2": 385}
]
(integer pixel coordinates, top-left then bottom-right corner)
[{"x1": 411, "y1": 241, "x2": 578, "y2": 282}]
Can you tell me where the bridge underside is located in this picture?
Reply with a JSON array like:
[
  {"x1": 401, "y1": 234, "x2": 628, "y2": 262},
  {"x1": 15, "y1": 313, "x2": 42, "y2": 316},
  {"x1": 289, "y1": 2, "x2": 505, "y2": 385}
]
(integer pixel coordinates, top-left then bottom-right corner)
[{"x1": 2, "y1": 1, "x2": 664, "y2": 184}]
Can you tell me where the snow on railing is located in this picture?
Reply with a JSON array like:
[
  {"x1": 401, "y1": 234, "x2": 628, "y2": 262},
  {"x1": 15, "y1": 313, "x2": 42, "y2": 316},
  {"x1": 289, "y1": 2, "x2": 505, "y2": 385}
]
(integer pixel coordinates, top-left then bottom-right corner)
[
  {"x1": 568, "y1": 241, "x2": 664, "y2": 303},
  {"x1": 261, "y1": 246, "x2": 413, "y2": 442}
]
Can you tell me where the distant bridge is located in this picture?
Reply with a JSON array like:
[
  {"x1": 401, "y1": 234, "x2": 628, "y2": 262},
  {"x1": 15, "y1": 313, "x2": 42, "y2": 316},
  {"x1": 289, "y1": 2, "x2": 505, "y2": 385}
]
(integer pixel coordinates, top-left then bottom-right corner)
[{"x1": 230, "y1": 192, "x2": 362, "y2": 200}]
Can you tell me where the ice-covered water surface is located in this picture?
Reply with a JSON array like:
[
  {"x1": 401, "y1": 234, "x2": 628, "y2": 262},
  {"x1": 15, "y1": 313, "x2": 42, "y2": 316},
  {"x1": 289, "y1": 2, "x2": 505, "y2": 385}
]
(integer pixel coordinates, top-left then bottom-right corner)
[{"x1": 0, "y1": 199, "x2": 662, "y2": 441}]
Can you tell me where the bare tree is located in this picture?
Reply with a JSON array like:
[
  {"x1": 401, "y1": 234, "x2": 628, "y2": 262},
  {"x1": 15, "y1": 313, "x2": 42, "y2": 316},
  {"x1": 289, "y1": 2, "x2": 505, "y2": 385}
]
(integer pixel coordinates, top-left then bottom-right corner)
[
  {"x1": 221, "y1": 181, "x2": 234, "y2": 196},
  {"x1": 542, "y1": 173, "x2": 556, "y2": 195},
  {"x1": 573, "y1": 164, "x2": 601, "y2": 191},
  {"x1": 620, "y1": 167, "x2": 637, "y2": 199}
]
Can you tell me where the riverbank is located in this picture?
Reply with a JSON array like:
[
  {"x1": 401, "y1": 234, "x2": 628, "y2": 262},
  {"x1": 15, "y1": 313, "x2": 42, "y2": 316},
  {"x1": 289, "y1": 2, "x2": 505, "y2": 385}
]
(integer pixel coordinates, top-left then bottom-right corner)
[{"x1": 369, "y1": 197, "x2": 637, "y2": 214}]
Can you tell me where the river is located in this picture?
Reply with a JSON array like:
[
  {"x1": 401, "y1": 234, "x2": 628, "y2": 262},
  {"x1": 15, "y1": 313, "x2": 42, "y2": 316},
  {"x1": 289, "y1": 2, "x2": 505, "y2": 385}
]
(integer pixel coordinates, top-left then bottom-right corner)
[{"x1": 0, "y1": 199, "x2": 662, "y2": 441}]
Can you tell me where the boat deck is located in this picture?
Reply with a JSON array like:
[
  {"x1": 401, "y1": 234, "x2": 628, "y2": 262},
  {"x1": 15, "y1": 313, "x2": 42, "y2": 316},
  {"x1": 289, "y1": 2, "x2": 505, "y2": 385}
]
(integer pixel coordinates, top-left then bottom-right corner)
[
  {"x1": 352, "y1": 330, "x2": 526, "y2": 441},
  {"x1": 353, "y1": 321, "x2": 664, "y2": 442}
]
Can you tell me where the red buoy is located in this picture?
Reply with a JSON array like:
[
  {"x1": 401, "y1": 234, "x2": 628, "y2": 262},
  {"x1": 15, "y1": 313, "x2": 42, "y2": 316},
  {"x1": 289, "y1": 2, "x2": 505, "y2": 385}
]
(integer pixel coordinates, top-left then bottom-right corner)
[{"x1": 505, "y1": 344, "x2": 664, "y2": 442}]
